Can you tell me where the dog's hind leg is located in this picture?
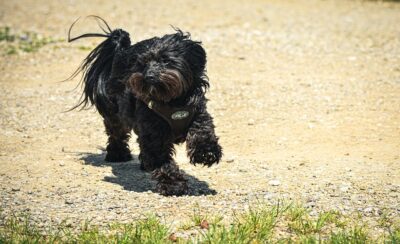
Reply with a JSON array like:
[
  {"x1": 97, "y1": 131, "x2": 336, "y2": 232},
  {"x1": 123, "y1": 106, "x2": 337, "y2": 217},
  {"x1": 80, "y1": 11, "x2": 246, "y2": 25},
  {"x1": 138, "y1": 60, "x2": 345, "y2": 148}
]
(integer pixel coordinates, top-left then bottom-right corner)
[{"x1": 104, "y1": 117, "x2": 132, "y2": 162}]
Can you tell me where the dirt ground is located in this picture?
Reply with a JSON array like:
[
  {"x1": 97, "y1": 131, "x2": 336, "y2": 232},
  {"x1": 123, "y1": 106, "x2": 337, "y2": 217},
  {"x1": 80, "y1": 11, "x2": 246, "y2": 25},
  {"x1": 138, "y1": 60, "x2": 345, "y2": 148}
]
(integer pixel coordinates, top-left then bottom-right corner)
[{"x1": 0, "y1": 0, "x2": 399, "y2": 231}]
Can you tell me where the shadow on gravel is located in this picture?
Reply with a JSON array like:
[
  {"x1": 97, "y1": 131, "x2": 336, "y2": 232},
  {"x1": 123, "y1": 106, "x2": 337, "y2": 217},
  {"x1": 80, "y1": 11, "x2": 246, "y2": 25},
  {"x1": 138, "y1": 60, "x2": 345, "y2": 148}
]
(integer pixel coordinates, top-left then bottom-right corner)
[{"x1": 79, "y1": 152, "x2": 217, "y2": 196}]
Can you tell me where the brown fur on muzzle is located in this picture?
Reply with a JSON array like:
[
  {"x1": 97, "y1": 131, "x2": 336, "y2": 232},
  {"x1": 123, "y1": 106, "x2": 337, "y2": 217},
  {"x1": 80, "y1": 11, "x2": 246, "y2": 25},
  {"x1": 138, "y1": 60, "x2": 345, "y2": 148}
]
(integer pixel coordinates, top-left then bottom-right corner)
[{"x1": 128, "y1": 70, "x2": 188, "y2": 102}]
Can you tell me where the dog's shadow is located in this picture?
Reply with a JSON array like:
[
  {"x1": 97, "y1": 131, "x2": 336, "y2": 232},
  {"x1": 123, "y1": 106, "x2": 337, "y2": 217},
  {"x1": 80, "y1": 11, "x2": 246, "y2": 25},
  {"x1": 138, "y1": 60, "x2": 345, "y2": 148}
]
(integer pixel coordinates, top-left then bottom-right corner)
[{"x1": 79, "y1": 152, "x2": 216, "y2": 196}]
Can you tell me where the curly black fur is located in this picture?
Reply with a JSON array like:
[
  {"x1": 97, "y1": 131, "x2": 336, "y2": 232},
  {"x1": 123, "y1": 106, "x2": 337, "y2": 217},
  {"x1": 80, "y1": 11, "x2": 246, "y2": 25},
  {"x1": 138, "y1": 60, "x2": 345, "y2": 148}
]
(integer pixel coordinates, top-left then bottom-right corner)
[{"x1": 69, "y1": 17, "x2": 222, "y2": 196}]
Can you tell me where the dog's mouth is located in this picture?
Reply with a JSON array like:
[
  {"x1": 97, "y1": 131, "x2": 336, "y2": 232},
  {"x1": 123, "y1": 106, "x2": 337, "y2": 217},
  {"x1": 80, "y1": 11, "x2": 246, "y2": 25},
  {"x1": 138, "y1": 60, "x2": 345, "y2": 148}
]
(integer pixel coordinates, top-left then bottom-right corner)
[
  {"x1": 149, "y1": 85, "x2": 157, "y2": 97},
  {"x1": 128, "y1": 70, "x2": 188, "y2": 103}
]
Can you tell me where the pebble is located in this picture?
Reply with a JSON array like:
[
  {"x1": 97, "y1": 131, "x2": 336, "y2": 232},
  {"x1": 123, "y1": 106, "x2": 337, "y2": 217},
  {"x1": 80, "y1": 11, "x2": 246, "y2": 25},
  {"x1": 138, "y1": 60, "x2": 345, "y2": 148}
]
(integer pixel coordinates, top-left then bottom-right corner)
[
  {"x1": 225, "y1": 157, "x2": 235, "y2": 163},
  {"x1": 364, "y1": 207, "x2": 373, "y2": 214},
  {"x1": 65, "y1": 200, "x2": 74, "y2": 205},
  {"x1": 263, "y1": 192, "x2": 274, "y2": 200},
  {"x1": 340, "y1": 186, "x2": 350, "y2": 192},
  {"x1": 268, "y1": 179, "x2": 281, "y2": 186}
]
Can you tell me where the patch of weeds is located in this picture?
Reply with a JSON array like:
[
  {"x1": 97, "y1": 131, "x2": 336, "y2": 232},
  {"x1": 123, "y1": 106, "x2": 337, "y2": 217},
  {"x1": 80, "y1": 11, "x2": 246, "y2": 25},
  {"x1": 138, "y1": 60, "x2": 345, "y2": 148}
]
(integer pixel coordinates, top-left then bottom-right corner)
[
  {"x1": 0, "y1": 27, "x2": 15, "y2": 42},
  {"x1": 0, "y1": 213, "x2": 64, "y2": 243},
  {"x1": 388, "y1": 225, "x2": 400, "y2": 243},
  {"x1": 286, "y1": 205, "x2": 315, "y2": 235},
  {"x1": 328, "y1": 226, "x2": 369, "y2": 243},
  {"x1": 378, "y1": 212, "x2": 400, "y2": 243},
  {"x1": 0, "y1": 26, "x2": 64, "y2": 55},
  {"x1": 0, "y1": 213, "x2": 171, "y2": 243},
  {"x1": 1, "y1": 203, "x2": 399, "y2": 243},
  {"x1": 199, "y1": 203, "x2": 287, "y2": 243},
  {"x1": 180, "y1": 206, "x2": 223, "y2": 231},
  {"x1": 287, "y1": 207, "x2": 344, "y2": 237},
  {"x1": 191, "y1": 206, "x2": 208, "y2": 227}
]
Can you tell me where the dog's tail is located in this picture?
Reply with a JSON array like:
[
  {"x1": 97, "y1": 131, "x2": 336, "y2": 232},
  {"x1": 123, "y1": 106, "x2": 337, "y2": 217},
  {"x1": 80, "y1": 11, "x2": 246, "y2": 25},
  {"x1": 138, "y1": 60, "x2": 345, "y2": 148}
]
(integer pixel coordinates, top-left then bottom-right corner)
[{"x1": 66, "y1": 16, "x2": 131, "y2": 111}]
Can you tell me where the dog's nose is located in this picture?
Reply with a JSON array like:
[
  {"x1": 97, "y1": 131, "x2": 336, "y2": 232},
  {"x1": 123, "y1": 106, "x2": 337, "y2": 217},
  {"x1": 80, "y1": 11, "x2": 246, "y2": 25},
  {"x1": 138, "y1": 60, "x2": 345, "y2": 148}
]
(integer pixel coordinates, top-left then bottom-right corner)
[
  {"x1": 145, "y1": 74, "x2": 157, "y2": 84},
  {"x1": 144, "y1": 61, "x2": 160, "y2": 82}
]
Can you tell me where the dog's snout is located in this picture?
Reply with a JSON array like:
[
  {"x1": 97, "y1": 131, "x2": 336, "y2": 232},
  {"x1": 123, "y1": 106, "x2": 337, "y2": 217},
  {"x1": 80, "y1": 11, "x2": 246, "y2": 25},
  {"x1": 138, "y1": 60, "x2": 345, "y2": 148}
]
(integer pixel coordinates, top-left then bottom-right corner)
[
  {"x1": 144, "y1": 61, "x2": 161, "y2": 84},
  {"x1": 145, "y1": 75, "x2": 157, "y2": 84}
]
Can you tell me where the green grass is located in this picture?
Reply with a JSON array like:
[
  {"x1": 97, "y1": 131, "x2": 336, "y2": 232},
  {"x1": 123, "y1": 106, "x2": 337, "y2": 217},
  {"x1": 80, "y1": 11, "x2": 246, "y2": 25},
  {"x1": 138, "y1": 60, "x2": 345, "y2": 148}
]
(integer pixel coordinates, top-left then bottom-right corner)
[
  {"x1": 1, "y1": 202, "x2": 399, "y2": 243},
  {"x1": 0, "y1": 26, "x2": 64, "y2": 55},
  {"x1": 0, "y1": 214, "x2": 170, "y2": 244}
]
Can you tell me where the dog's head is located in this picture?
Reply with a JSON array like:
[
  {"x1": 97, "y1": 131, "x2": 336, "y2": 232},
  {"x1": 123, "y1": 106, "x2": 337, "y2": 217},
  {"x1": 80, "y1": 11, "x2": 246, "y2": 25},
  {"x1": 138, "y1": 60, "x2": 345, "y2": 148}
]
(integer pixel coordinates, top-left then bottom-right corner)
[{"x1": 128, "y1": 30, "x2": 208, "y2": 103}]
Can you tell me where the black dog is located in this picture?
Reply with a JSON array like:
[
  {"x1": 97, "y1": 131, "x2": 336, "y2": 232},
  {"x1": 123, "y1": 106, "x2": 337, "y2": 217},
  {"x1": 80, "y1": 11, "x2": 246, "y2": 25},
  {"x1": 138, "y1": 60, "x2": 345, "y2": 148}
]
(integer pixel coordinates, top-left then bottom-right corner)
[{"x1": 68, "y1": 17, "x2": 222, "y2": 196}]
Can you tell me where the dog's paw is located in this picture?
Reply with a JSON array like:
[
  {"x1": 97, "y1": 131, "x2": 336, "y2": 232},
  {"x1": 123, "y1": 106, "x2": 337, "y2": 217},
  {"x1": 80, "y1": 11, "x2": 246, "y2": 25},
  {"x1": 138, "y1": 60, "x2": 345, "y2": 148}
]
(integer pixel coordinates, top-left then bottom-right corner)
[
  {"x1": 152, "y1": 163, "x2": 188, "y2": 196},
  {"x1": 105, "y1": 150, "x2": 132, "y2": 162},
  {"x1": 105, "y1": 143, "x2": 132, "y2": 162},
  {"x1": 138, "y1": 153, "x2": 157, "y2": 172},
  {"x1": 155, "y1": 179, "x2": 188, "y2": 196},
  {"x1": 140, "y1": 162, "x2": 156, "y2": 172},
  {"x1": 189, "y1": 141, "x2": 222, "y2": 167}
]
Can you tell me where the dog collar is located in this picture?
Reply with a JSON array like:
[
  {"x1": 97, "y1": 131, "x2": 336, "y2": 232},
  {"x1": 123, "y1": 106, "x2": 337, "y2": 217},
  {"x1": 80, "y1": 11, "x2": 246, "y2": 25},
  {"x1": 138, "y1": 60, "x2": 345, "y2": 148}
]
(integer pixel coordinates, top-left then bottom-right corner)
[{"x1": 146, "y1": 100, "x2": 195, "y2": 141}]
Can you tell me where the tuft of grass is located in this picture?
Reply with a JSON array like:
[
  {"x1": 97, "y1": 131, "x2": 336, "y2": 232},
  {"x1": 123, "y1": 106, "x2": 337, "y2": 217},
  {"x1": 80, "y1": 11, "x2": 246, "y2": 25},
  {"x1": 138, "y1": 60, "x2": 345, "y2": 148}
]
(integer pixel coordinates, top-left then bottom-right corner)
[
  {"x1": 0, "y1": 214, "x2": 171, "y2": 243},
  {"x1": 199, "y1": 202, "x2": 288, "y2": 243},
  {"x1": 327, "y1": 226, "x2": 369, "y2": 243},
  {"x1": 286, "y1": 205, "x2": 344, "y2": 237},
  {"x1": 0, "y1": 26, "x2": 64, "y2": 55},
  {"x1": 0, "y1": 27, "x2": 15, "y2": 42}
]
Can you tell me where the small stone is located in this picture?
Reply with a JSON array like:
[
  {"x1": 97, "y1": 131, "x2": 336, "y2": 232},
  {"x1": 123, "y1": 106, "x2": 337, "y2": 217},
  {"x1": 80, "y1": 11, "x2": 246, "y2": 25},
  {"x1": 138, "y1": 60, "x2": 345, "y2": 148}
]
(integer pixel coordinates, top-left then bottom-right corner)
[
  {"x1": 65, "y1": 219, "x2": 74, "y2": 227},
  {"x1": 264, "y1": 192, "x2": 274, "y2": 200},
  {"x1": 200, "y1": 220, "x2": 209, "y2": 229},
  {"x1": 364, "y1": 207, "x2": 373, "y2": 213},
  {"x1": 247, "y1": 119, "x2": 255, "y2": 125},
  {"x1": 306, "y1": 201, "x2": 316, "y2": 208},
  {"x1": 12, "y1": 187, "x2": 20, "y2": 192},
  {"x1": 169, "y1": 233, "x2": 178, "y2": 242},
  {"x1": 65, "y1": 200, "x2": 73, "y2": 205},
  {"x1": 225, "y1": 157, "x2": 235, "y2": 163},
  {"x1": 340, "y1": 186, "x2": 350, "y2": 192},
  {"x1": 59, "y1": 162, "x2": 65, "y2": 166},
  {"x1": 268, "y1": 179, "x2": 280, "y2": 186}
]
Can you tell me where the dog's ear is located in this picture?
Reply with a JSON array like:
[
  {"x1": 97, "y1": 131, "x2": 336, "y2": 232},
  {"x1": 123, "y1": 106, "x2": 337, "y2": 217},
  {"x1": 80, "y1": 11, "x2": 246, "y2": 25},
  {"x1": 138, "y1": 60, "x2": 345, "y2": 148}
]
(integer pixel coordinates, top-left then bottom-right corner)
[
  {"x1": 184, "y1": 41, "x2": 209, "y2": 91},
  {"x1": 185, "y1": 41, "x2": 206, "y2": 75}
]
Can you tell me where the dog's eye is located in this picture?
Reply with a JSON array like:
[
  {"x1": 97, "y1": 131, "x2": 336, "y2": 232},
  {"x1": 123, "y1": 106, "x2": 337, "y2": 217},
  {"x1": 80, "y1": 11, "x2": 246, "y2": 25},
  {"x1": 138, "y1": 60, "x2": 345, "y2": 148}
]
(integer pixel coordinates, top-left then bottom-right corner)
[
  {"x1": 136, "y1": 60, "x2": 146, "y2": 69},
  {"x1": 161, "y1": 58, "x2": 171, "y2": 66}
]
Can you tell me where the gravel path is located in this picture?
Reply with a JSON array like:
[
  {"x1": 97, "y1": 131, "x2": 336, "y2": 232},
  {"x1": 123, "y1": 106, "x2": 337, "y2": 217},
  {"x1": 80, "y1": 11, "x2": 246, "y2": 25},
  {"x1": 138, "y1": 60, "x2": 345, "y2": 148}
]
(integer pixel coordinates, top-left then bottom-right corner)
[{"x1": 1, "y1": 0, "x2": 399, "y2": 230}]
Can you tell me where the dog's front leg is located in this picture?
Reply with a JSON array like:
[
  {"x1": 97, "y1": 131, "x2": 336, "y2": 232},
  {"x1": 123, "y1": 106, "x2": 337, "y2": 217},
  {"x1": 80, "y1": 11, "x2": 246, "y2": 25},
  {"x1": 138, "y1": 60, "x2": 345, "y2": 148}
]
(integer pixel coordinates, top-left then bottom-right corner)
[
  {"x1": 186, "y1": 110, "x2": 222, "y2": 167},
  {"x1": 137, "y1": 120, "x2": 188, "y2": 196}
]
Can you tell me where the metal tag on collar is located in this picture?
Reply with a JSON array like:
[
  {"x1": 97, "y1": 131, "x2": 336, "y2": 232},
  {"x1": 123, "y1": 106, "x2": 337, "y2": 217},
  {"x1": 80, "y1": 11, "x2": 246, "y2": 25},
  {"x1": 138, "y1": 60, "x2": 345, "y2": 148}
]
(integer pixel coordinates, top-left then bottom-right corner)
[
  {"x1": 148, "y1": 100, "x2": 154, "y2": 109},
  {"x1": 171, "y1": 110, "x2": 190, "y2": 120}
]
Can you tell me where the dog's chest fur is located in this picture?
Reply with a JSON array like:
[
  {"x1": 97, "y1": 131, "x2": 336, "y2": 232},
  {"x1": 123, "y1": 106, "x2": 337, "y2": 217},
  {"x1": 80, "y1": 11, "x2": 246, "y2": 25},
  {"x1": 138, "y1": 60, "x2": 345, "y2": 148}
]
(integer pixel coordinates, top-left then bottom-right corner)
[{"x1": 118, "y1": 92, "x2": 197, "y2": 144}]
